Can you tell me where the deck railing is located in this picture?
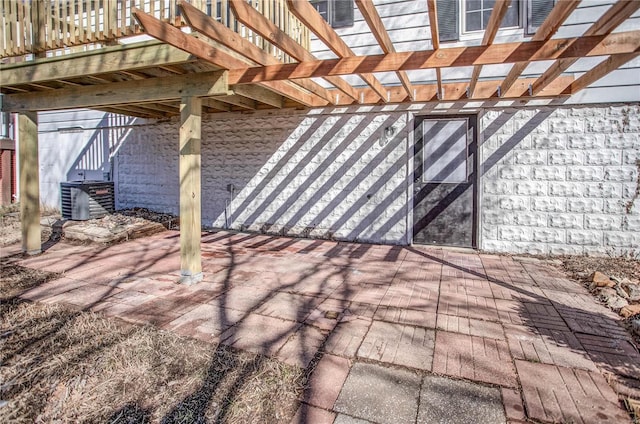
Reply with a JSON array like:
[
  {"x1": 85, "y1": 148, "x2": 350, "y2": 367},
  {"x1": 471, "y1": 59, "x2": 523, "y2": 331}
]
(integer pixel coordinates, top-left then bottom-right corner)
[{"x1": 0, "y1": 0, "x2": 309, "y2": 61}]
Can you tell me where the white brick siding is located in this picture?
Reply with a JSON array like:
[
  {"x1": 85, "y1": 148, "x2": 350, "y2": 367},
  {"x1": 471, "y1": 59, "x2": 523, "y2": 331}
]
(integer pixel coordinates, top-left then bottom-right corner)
[
  {"x1": 37, "y1": 104, "x2": 639, "y2": 257},
  {"x1": 480, "y1": 105, "x2": 640, "y2": 256},
  {"x1": 115, "y1": 110, "x2": 410, "y2": 245}
]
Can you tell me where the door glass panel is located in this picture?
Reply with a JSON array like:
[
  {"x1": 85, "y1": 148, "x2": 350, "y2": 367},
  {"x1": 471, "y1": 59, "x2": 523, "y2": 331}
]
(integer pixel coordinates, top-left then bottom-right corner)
[{"x1": 422, "y1": 119, "x2": 468, "y2": 183}]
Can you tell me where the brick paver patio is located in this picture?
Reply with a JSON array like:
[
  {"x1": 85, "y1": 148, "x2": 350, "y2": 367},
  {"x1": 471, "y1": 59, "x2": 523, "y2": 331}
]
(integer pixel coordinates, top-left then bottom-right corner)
[{"x1": 9, "y1": 230, "x2": 636, "y2": 423}]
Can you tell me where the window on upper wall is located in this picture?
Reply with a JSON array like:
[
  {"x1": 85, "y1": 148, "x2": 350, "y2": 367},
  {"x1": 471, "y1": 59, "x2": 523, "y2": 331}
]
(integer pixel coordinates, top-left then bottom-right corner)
[
  {"x1": 465, "y1": 0, "x2": 520, "y2": 32},
  {"x1": 436, "y1": 0, "x2": 556, "y2": 42},
  {"x1": 310, "y1": 0, "x2": 355, "y2": 28}
]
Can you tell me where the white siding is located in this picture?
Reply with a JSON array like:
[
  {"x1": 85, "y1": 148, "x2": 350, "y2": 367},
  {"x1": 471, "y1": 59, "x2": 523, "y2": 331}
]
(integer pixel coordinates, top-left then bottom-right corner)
[
  {"x1": 309, "y1": 0, "x2": 640, "y2": 103},
  {"x1": 36, "y1": 110, "x2": 143, "y2": 207}
]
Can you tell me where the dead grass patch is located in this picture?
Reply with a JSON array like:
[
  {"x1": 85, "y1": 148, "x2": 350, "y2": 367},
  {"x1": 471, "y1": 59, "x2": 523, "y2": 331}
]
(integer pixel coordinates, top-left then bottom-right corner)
[
  {"x1": 559, "y1": 255, "x2": 640, "y2": 283},
  {"x1": 0, "y1": 203, "x2": 56, "y2": 247},
  {"x1": 0, "y1": 264, "x2": 305, "y2": 423}
]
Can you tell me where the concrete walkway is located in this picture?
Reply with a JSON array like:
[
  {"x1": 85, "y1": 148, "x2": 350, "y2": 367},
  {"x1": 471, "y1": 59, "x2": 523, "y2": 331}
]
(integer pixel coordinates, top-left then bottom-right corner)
[{"x1": 10, "y1": 230, "x2": 638, "y2": 423}]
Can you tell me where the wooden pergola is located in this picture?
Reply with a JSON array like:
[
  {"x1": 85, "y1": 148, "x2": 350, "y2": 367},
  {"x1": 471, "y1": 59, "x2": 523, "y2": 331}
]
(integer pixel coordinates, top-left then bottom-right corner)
[{"x1": 1, "y1": 0, "x2": 638, "y2": 282}]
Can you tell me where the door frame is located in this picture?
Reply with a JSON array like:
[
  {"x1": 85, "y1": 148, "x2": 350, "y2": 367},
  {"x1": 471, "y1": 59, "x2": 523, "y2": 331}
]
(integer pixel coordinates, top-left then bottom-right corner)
[{"x1": 407, "y1": 113, "x2": 479, "y2": 248}]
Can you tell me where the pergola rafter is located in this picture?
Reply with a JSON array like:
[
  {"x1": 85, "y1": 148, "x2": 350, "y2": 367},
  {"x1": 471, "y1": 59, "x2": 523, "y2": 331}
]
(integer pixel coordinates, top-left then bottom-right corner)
[
  {"x1": 500, "y1": 0, "x2": 581, "y2": 95},
  {"x1": 467, "y1": 0, "x2": 512, "y2": 98},
  {"x1": 285, "y1": 0, "x2": 389, "y2": 102},
  {"x1": 530, "y1": 0, "x2": 640, "y2": 96},
  {"x1": 426, "y1": 0, "x2": 443, "y2": 98},
  {"x1": 355, "y1": 0, "x2": 415, "y2": 101},
  {"x1": 228, "y1": 0, "x2": 360, "y2": 103},
  {"x1": 564, "y1": 52, "x2": 640, "y2": 95},
  {"x1": 2, "y1": 0, "x2": 636, "y2": 112}
]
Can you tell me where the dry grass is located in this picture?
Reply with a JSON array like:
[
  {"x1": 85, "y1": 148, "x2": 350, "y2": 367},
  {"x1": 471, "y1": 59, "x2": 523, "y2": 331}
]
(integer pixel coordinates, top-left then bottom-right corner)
[
  {"x1": 0, "y1": 203, "x2": 57, "y2": 247},
  {"x1": 559, "y1": 255, "x2": 640, "y2": 283},
  {"x1": 0, "y1": 204, "x2": 21, "y2": 247},
  {"x1": 0, "y1": 263, "x2": 305, "y2": 423}
]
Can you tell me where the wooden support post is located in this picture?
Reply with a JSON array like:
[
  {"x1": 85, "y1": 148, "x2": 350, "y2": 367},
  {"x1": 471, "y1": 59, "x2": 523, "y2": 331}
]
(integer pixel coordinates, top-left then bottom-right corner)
[
  {"x1": 0, "y1": 148, "x2": 14, "y2": 205},
  {"x1": 179, "y1": 96, "x2": 203, "y2": 284},
  {"x1": 18, "y1": 111, "x2": 41, "y2": 255}
]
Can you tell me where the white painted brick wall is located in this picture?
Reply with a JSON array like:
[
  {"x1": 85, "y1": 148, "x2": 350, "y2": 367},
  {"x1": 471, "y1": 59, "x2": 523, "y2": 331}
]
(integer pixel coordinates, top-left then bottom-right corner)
[
  {"x1": 481, "y1": 105, "x2": 640, "y2": 256},
  {"x1": 38, "y1": 104, "x2": 638, "y2": 257},
  {"x1": 115, "y1": 110, "x2": 410, "y2": 244}
]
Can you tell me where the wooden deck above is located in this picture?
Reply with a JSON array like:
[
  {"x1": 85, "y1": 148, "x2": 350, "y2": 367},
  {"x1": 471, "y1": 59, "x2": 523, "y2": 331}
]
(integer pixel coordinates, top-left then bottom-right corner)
[
  {"x1": 1, "y1": 0, "x2": 314, "y2": 117},
  {"x1": 1, "y1": 0, "x2": 639, "y2": 118},
  {"x1": 1, "y1": 0, "x2": 309, "y2": 61}
]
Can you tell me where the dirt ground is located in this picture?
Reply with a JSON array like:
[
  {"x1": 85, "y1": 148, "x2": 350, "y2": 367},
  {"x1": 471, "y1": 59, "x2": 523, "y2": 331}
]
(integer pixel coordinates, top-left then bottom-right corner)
[
  {"x1": 559, "y1": 254, "x2": 640, "y2": 283},
  {"x1": 1, "y1": 206, "x2": 305, "y2": 422},
  {"x1": 0, "y1": 204, "x2": 55, "y2": 247},
  {"x1": 0, "y1": 260, "x2": 305, "y2": 423}
]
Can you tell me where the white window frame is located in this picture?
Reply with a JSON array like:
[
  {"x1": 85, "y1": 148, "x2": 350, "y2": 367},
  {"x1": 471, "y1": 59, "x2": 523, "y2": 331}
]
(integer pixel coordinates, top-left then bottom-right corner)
[
  {"x1": 460, "y1": 0, "x2": 523, "y2": 38},
  {"x1": 310, "y1": 0, "x2": 354, "y2": 29}
]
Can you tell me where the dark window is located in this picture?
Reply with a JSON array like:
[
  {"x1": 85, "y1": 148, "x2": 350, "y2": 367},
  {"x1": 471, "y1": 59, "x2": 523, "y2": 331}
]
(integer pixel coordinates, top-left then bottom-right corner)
[
  {"x1": 437, "y1": 0, "x2": 459, "y2": 42},
  {"x1": 311, "y1": 0, "x2": 354, "y2": 29},
  {"x1": 527, "y1": 0, "x2": 556, "y2": 35}
]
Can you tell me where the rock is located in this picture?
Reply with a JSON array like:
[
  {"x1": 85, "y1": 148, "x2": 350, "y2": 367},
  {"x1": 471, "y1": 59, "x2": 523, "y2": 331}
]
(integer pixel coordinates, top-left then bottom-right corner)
[
  {"x1": 324, "y1": 311, "x2": 339, "y2": 320},
  {"x1": 588, "y1": 271, "x2": 615, "y2": 288},
  {"x1": 620, "y1": 304, "x2": 640, "y2": 318},
  {"x1": 615, "y1": 283, "x2": 630, "y2": 299},
  {"x1": 598, "y1": 288, "x2": 629, "y2": 311},
  {"x1": 607, "y1": 296, "x2": 629, "y2": 311},
  {"x1": 597, "y1": 287, "x2": 617, "y2": 297},
  {"x1": 631, "y1": 319, "x2": 640, "y2": 336},
  {"x1": 40, "y1": 215, "x2": 62, "y2": 227},
  {"x1": 622, "y1": 282, "x2": 640, "y2": 302}
]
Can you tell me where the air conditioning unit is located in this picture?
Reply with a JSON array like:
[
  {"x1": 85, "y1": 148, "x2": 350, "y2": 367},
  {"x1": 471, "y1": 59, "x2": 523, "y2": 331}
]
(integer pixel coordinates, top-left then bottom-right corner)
[{"x1": 60, "y1": 181, "x2": 115, "y2": 220}]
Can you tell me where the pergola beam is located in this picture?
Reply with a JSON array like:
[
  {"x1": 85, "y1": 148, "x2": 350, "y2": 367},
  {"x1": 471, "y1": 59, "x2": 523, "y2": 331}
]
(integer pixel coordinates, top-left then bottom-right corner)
[
  {"x1": 426, "y1": 0, "x2": 443, "y2": 98},
  {"x1": 232, "y1": 84, "x2": 283, "y2": 108},
  {"x1": 531, "y1": 0, "x2": 640, "y2": 95},
  {"x1": 228, "y1": 0, "x2": 359, "y2": 103},
  {"x1": 500, "y1": 0, "x2": 580, "y2": 94},
  {"x1": 226, "y1": 30, "x2": 640, "y2": 85},
  {"x1": 468, "y1": 0, "x2": 511, "y2": 98},
  {"x1": 3, "y1": 70, "x2": 228, "y2": 112},
  {"x1": 0, "y1": 41, "x2": 196, "y2": 86},
  {"x1": 133, "y1": 8, "x2": 327, "y2": 108},
  {"x1": 355, "y1": 0, "x2": 414, "y2": 100},
  {"x1": 285, "y1": 0, "x2": 388, "y2": 102},
  {"x1": 179, "y1": 0, "x2": 332, "y2": 105},
  {"x1": 563, "y1": 53, "x2": 639, "y2": 94},
  {"x1": 329, "y1": 76, "x2": 574, "y2": 105}
]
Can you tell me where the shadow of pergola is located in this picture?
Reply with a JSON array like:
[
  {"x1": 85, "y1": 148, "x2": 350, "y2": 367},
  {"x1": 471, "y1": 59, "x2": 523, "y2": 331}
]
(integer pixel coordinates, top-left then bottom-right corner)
[{"x1": 4, "y1": 228, "x2": 638, "y2": 422}]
